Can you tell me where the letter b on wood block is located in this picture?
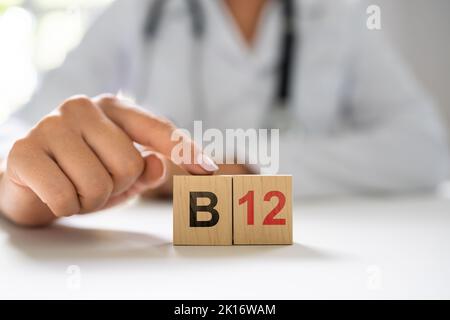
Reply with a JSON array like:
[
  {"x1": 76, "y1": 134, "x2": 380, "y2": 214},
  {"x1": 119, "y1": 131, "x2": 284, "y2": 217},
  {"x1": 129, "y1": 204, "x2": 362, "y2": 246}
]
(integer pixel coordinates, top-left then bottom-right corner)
[
  {"x1": 233, "y1": 175, "x2": 292, "y2": 245},
  {"x1": 173, "y1": 176, "x2": 233, "y2": 245}
]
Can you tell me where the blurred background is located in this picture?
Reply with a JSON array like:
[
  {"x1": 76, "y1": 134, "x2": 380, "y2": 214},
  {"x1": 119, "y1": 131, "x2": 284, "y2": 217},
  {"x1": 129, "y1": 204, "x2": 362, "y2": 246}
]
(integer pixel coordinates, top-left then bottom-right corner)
[
  {"x1": 0, "y1": 0, "x2": 113, "y2": 121},
  {"x1": 1, "y1": 0, "x2": 450, "y2": 144}
]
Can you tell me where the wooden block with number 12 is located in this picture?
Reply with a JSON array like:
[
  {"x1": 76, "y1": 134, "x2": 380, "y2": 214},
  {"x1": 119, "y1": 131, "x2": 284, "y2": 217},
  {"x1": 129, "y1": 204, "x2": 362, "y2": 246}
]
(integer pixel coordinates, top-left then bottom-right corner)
[{"x1": 233, "y1": 175, "x2": 292, "y2": 245}]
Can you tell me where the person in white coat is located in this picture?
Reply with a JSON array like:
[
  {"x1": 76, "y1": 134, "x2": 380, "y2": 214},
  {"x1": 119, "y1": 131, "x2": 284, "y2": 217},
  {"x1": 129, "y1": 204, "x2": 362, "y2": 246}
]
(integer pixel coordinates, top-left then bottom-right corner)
[{"x1": 0, "y1": 0, "x2": 448, "y2": 226}]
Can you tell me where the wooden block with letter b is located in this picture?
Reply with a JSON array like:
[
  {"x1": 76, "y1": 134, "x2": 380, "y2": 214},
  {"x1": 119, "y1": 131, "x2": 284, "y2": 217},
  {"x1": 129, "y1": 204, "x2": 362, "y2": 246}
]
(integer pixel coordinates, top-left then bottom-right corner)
[
  {"x1": 173, "y1": 175, "x2": 233, "y2": 245},
  {"x1": 233, "y1": 175, "x2": 292, "y2": 245}
]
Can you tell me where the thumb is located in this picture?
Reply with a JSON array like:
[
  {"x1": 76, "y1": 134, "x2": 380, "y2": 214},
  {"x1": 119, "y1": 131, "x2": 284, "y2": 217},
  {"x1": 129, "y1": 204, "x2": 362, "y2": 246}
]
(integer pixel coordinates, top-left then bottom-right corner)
[{"x1": 137, "y1": 150, "x2": 167, "y2": 190}]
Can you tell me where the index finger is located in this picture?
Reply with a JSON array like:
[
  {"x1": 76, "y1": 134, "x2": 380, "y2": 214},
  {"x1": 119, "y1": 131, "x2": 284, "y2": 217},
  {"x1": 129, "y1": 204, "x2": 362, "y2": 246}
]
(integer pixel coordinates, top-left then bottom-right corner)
[{"x1": 93, "y1": 95, "x2": 218, "y2": 175}]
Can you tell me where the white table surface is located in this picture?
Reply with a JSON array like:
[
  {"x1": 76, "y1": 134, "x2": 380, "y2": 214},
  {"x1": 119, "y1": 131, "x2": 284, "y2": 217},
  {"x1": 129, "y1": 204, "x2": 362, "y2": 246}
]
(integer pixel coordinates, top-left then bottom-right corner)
[{"x1": 1, "y1": 194, "x2": 450, "y2": 299}]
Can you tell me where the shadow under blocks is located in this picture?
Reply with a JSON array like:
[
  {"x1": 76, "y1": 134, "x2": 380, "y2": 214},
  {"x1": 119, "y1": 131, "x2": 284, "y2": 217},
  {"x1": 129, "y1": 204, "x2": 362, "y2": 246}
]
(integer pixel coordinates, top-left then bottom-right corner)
[{"x1": 173, "y1": 175, "x2": 293, "y2": 246}]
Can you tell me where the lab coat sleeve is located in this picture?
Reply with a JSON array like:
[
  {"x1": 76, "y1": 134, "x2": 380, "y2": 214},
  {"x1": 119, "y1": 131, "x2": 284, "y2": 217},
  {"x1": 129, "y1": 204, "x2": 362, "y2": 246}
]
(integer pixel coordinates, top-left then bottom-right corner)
[
  {"x1": 275, "y1": 25, "x2": 450, "y2": 197},
  {"x1": 0, "y1": 0, "x2": 138, "y2": 159}
]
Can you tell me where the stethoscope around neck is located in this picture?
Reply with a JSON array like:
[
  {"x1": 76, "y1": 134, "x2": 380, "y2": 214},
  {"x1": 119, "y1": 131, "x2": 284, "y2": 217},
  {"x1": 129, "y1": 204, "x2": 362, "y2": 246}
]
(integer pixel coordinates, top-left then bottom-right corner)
[{"x1": 140, "y1": 0, "x2": 298, "y2": 128}]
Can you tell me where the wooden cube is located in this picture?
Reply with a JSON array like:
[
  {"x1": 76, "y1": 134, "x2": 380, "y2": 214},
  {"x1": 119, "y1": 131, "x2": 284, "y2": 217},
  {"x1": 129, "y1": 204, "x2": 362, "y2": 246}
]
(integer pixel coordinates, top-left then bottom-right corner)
[
  {"x1": 173, "y1": 175, "x2": 233, "y2": 245},
  {"x1": 233, "y1": 175, "x2": 292, "y2": 245}
]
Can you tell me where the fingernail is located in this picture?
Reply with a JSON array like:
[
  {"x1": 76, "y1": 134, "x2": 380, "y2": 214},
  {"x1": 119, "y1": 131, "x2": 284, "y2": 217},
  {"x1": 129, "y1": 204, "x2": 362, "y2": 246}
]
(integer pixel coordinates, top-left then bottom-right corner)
[{"x1": 197, "y1": 153, "x2": 219, "y2": 172}]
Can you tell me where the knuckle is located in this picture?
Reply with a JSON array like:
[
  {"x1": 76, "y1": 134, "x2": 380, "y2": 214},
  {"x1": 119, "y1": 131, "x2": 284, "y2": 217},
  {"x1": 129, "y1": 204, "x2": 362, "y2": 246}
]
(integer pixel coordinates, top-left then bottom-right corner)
[
  {"x1": 8, "y1": 138, "x2": 35, "y2": 164},
  {"x1": 59, "y1": 95, "x2": 95, "y2": 115},
  {"x1": 35, "y1": 115, "x2": 65, "y2": 135},
  {"x1": 156, "y1": 116, "x2": 176, "y2": 131},
  {"x1": 9, "y1": 138, "x2": 30, "y2": 156},
  {"x1": 95, "y1": 94, "x2": 119, "y2": 107},
  {"x1": 149, "y1": 116, "x2": 176, "y2": 140}
]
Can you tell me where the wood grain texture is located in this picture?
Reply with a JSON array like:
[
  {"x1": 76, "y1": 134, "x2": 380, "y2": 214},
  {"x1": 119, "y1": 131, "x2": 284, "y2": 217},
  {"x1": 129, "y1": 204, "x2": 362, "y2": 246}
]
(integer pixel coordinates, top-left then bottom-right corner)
[
  {"x1": 173, "y1": 175, "x2": 233, "y2": 245},
  {"x1": 233, "y1": 175, "x2": 292, "y2": 245}
]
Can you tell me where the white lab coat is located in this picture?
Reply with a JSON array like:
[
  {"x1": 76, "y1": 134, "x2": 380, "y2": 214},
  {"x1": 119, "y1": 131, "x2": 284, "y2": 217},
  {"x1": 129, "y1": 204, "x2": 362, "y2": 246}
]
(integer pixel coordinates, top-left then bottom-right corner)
[{"x1": 1, "y1": 0, "x2": 449, "y2": 197}]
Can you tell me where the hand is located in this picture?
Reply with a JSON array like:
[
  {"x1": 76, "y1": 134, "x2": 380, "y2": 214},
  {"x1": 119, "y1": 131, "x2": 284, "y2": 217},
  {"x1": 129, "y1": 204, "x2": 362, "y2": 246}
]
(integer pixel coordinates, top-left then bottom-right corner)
[{"x1": 0, "y1": 95, "x2": 218, "y2": 227}]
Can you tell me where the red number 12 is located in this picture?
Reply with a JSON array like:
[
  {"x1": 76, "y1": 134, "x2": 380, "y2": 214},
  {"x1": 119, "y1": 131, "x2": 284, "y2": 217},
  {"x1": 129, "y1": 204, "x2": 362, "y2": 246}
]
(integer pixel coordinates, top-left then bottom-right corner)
[{"x1": 239, "y1": 190, "x2": 286, "y2": 225}]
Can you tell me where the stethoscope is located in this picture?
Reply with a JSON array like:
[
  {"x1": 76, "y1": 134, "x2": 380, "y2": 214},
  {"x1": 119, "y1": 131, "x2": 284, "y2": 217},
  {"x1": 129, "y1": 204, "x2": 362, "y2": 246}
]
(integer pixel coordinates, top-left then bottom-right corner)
[{"x1": 140, "y1": 0, "x2": 298, "y2": 128}]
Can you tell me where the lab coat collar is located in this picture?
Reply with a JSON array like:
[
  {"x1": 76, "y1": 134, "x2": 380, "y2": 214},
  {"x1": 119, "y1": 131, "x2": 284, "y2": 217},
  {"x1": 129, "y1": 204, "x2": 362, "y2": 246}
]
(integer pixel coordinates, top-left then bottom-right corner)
[{"x1": 201, "y1": 0, "x2": 282, "y2": 70}]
